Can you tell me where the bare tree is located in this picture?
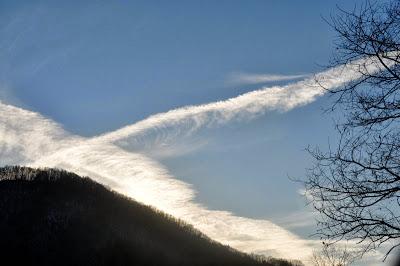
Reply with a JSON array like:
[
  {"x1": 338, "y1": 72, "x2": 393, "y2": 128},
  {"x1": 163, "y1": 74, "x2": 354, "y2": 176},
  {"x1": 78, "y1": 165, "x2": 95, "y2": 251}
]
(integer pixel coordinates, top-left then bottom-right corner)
[
  {"x1": 305, "y1": 0, "x2": 400, "y2": 260},
  {"x1": 311, "y1": 243, "x2": 359, "y2": 266}
]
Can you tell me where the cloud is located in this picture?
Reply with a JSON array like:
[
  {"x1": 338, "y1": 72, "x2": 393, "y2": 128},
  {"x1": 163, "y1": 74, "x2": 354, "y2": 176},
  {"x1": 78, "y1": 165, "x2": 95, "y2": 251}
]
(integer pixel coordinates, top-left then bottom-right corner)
[
  {"x1": 273, "y1": 209, "x2": 318, "y2": 229},
  {"x1": 95, "y1": 56, "x2": 390, "y2": 157},
  {"x1": 228, "y1": 72, "x2": 310, "y2": 86},
  {"x1": 0, "y1": 99, "x2": 81, "y2": 165},
  {"x1": 0, "y1": 98, "x2": 317, "y2": 261},
  {"x1": 0, "y1": 55, "x2": 394, "y2": 264},
  {"x1": 32, "y1": 142, "x2": 316, "y2": 261}
]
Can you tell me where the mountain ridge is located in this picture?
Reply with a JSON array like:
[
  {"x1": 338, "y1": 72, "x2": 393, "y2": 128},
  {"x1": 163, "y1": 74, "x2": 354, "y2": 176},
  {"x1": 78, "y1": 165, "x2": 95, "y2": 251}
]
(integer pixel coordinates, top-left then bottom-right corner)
[{"x1": 0, "y1": 166, "x2": 301, "y2": 266}]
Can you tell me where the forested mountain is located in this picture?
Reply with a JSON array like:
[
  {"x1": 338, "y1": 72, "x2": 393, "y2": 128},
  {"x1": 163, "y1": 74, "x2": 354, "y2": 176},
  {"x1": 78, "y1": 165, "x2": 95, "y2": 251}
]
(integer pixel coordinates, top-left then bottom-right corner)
[{"x1": 0, "y1": 166, "x2": 301, "y2": 266}]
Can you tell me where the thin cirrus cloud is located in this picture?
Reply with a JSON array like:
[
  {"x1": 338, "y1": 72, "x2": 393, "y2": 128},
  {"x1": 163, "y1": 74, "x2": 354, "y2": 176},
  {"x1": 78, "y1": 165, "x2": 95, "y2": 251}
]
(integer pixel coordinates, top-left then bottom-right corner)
[
  {"x1": 0, "y1": 55, "x2": 392, "y2": 264},
  {"x1": 227, "y1": 72, "x2": 310, "y2": 86}
]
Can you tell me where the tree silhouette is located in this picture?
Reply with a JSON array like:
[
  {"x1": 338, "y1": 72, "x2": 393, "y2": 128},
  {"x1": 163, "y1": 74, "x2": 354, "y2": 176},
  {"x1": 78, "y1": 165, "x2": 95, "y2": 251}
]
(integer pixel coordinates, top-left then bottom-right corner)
[
  {"x1": 311, "y1": 243, "x2": 359, "y2": 266},
  {"x1": 305, "y1": 0, "x2": 400, "y2": 260},
  {"x1": 0, "y1": 166, "x2": 300, "y2": 266}
]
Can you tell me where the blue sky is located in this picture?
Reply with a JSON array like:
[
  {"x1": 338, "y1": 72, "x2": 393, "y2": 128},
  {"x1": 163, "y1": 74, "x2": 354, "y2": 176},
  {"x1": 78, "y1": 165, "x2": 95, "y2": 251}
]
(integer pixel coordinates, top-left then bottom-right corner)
[
  {"x1": 3, "y1": 1, "x2": 388, "y2": 264},
  {"x1": 0, "y1": 0, "x2": 353, "y2": 241},
  {"x1": 1, "y1": 0, "x2": 355, "y2": 135}
]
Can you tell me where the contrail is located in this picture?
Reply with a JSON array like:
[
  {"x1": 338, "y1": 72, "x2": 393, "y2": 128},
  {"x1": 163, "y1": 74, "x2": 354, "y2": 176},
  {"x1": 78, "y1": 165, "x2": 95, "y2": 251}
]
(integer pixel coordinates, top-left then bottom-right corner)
[
  {"x1": 0, "y1": 55, "x2": 393, "y2": 264},
  {"x1": 94, "y1": 56, "x2": 390, "y2": 155}
]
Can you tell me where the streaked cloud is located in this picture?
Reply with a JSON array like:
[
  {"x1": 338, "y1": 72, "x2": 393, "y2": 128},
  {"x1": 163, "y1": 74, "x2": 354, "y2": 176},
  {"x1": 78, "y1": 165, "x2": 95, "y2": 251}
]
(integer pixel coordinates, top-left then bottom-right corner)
[
  {"x1": 32, "y1": 142, "x2": 316, "y2": 261},
  {"x1": 273, "y1": 209, "x2": 318, "y2": 229},
  {"x1": 95, "y1": 56, "x2": 389, "y2": 157},
  {"x1": 0, "y1": 100, "x2": 316, "y2": 261},
  {"x1": 0, "y1": 98, "x2": 80, "y2": 165}
]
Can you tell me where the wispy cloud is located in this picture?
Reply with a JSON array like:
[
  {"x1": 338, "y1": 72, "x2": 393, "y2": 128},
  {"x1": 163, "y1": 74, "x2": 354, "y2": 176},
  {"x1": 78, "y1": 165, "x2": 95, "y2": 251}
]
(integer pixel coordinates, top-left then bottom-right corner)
[
  {"x1": 95, "y1": 56, "x2": 389, "y2": 156},
  {"x1": 273, "y1": 209, "x2": 318, "y2": 229},
  {"x1": 0, "y1": 99, "x2": 80, "y2": 166},
  {"x1": 32, "y1": 142, "x2": 316, "y2": 261},
  {"x1": 0, "y1": 55, "x2": 393, "y2": 264},
  {"x1": 228, "y1": 72, "x2": 310, "y2": 86},
  {"x1": 0, "y1": 100, "x2": 316, "y2": 260}
]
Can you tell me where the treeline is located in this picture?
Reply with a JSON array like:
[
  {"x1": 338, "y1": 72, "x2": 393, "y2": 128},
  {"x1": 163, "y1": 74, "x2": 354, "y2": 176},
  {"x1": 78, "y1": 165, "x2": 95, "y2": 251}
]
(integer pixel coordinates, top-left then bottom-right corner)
[{"x1": 0, "y1": 166, "x2": 302, "y2": 266}]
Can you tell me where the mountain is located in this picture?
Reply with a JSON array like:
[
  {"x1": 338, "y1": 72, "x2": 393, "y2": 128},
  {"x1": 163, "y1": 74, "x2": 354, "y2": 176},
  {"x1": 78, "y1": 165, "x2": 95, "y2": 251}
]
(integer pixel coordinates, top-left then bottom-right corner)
[{"x1": 0, "y1": 166, "x2": 301, "y2": 266}]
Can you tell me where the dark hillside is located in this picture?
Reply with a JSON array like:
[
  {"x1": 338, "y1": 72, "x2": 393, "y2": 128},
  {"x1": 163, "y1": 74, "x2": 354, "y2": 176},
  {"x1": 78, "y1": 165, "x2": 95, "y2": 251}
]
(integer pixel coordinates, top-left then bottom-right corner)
[{"x1": 0, "y1": 166, "x2": 300, "y2": 266}]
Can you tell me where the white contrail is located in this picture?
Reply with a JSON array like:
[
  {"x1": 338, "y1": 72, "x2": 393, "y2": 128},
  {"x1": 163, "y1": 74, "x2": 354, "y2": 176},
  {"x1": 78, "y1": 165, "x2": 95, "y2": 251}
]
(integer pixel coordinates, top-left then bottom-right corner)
[
  {"x1": 0, "y1": 55, "x2": 393, "y2": 264},
  {"x1": 95, "y1": 56, "x2": 390, "y2": 155}
]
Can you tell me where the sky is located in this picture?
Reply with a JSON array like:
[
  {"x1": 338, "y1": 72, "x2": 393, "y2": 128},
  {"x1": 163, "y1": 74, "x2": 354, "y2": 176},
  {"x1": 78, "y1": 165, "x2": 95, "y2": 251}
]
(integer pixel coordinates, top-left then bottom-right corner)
[{"x1": 0, "y1": 1, "x2": 394, "y2": 265}]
